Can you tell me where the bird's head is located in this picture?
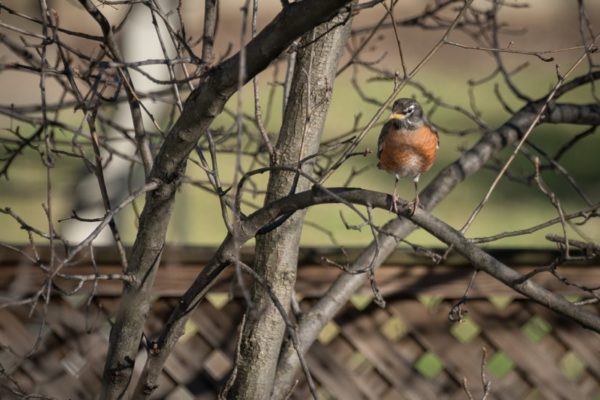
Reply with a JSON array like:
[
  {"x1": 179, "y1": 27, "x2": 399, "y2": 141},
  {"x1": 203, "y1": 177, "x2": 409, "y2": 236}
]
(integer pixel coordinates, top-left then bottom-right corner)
[{"x1": 389, "y1": 98, "x2": 423, "y2": 122}]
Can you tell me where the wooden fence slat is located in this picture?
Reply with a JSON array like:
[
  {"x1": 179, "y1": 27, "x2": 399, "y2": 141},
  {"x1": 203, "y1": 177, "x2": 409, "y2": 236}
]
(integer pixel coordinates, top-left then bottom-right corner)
[
  {"x1": 341, "y1": 312, "x2": 442, "y2": 400},
  {"x1": 469, "y1": 302, "x2": 587, "y2": 400},
  {"x1": 557, "y1": 327, "x2": 600, "y2": 377},
  {"x1": 2, "y1": 263, "x2": 599, "y2": 298},
  {"x1": 531, "y1": 303, "x2": 600, "y2": 379},
  {"x1": 190, "y1": 303, "x2": 237, "y2": 348},
  {"x1": 306, "y1": 341, "x2": 375, "y2": 400},
  {"x1": 0, "y1": 309, "x2": 37, "y2": 356},
  {"x1": 168, "y1": 336, "x2": 213, "y2": 384},
  {"x1": 392, "y1": 301, "x2": 491, "y2": 398},
  {"x1": 395, "y1": 300, "x2": 536, "y2": 400}
]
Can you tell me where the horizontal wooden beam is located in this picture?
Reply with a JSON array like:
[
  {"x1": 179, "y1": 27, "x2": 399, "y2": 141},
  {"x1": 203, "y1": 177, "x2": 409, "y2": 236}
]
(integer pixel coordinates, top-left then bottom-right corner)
[
  {"x1": 1, "y1": 245, "x2": 598, "y2": 298},
  {"x1": 0, "y1": 245, "x2": 589, "y2": 266}
]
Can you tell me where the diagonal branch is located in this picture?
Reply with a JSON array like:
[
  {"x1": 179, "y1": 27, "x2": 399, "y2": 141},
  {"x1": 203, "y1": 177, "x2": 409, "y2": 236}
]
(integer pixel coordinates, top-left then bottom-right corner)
[{"x1": 151, "y1": 185, "x2": 600, "y2": 334}]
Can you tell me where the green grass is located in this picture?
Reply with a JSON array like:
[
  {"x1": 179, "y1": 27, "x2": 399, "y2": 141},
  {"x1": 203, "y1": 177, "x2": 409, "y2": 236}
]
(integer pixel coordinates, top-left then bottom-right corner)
[
  {"x1": 522, "y1": 315, "x2": 552, "y2": 343},
  {"x1": 450, "y1": 317, "x2": 481, "y2": 344},
  {"x1": 559, "y1": 351, "x2": 586, "y2": 382},
  {"x1": 414, "y1": 351, "x2": 444, "y2": 379},
  {"x1": 488, "y1": 351, "x2": 515, "y2": 380},
  {"x1": 1, "y1": 67, "x2": 599, "y2": 247}
]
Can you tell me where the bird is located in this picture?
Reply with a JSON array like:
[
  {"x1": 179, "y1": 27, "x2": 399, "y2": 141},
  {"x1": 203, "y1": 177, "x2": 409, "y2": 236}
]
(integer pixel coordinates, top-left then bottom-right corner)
[{"x1": 377, "y1": 98, "x2": 439, "y2": 214}]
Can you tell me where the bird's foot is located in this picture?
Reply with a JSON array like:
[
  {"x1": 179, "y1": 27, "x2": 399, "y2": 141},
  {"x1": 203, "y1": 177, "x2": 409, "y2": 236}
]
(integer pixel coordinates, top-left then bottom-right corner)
[
  {"x1": 390, "y1": 193, "x2": 400, "y2": 214},
  {"x1": 406, "y1": 196, "x2": 420, "y2": 216}
]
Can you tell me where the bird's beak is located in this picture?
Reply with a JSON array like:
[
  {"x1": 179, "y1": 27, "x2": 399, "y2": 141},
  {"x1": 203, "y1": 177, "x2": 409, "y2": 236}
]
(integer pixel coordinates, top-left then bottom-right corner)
[{"x1": 388, "y1": 112, "x2": 406, "y2": 120}]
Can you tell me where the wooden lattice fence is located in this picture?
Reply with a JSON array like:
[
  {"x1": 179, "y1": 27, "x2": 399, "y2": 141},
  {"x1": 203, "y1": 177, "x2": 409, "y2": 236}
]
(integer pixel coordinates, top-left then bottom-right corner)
[{"x1": 0, "y1": 247, "x2": 599, "y2": 399}]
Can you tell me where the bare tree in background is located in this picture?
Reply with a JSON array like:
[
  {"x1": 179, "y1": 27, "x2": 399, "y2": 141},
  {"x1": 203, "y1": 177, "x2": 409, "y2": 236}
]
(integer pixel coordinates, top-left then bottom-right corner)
[
  {"x1": 0, "y1": 0, "x2": 599, "y2": 399},
  {"x1": 61, "y1": 0, "x2": 180, "y2": 245}
]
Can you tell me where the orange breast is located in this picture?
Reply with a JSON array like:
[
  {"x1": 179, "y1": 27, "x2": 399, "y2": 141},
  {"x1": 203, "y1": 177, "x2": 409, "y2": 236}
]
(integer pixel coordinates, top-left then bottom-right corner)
[{"x1": 378, "y1": 125, "x2": 438, "y2": 177}]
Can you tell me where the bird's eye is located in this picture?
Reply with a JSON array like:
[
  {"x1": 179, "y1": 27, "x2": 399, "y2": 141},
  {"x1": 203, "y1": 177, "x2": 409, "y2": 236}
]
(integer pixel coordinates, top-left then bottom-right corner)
[{"x1": 406, "y1": 104, "x2": 416, "y2": 114}]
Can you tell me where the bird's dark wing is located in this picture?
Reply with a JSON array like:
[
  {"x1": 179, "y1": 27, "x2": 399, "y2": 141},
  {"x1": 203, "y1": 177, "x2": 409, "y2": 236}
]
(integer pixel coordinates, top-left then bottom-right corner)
[
  {"x1": 377, "y1": 120, "x2": 397, "y2": 159},
  {"x1": 377, "y1": 125, "x2": 388, "y2": 160},
  {"x1": 426, "y1": 120, "x2": 439, "y2": 149}
]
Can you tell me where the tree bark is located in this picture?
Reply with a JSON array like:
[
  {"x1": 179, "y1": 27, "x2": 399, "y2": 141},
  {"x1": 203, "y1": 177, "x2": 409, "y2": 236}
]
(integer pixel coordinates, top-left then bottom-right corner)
[
  {"x1": 98, "y1": 1, "x2": 354, "y2": 398},
  {"x1": 223, "y1": 8, "x2": 354, "y2": 399}
]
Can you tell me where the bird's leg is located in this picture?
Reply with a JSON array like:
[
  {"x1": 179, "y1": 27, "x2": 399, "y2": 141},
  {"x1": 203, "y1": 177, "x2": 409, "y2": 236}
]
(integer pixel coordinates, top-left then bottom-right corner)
[
  {"x1": 410, "y1": 175, "x2": 420, "y2": 215},
  {"x1": 391, "y1": 174, "x2": 400, "y2": 213}
]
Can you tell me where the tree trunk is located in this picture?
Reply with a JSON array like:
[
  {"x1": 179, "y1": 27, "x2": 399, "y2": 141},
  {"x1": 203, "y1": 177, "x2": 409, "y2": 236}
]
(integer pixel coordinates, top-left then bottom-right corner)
[
  {"x1": 223, "y1": 8, "x2": 354, "y2": 400},
  {"x1": 97, "y1": 1, "x2": 354, "y2": 398}
]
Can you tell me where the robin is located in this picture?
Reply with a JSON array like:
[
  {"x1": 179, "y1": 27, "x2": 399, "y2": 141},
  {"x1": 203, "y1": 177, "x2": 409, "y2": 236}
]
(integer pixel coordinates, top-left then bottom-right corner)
[{"x1": 377, "y1": 98, "x2": 439, "y2": 214}]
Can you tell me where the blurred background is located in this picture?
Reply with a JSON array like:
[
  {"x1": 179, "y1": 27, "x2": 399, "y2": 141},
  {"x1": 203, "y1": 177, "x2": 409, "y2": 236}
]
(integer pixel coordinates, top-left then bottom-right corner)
[{"x1": 1, "y1": 0, "x2": 599, "y2": 248}]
